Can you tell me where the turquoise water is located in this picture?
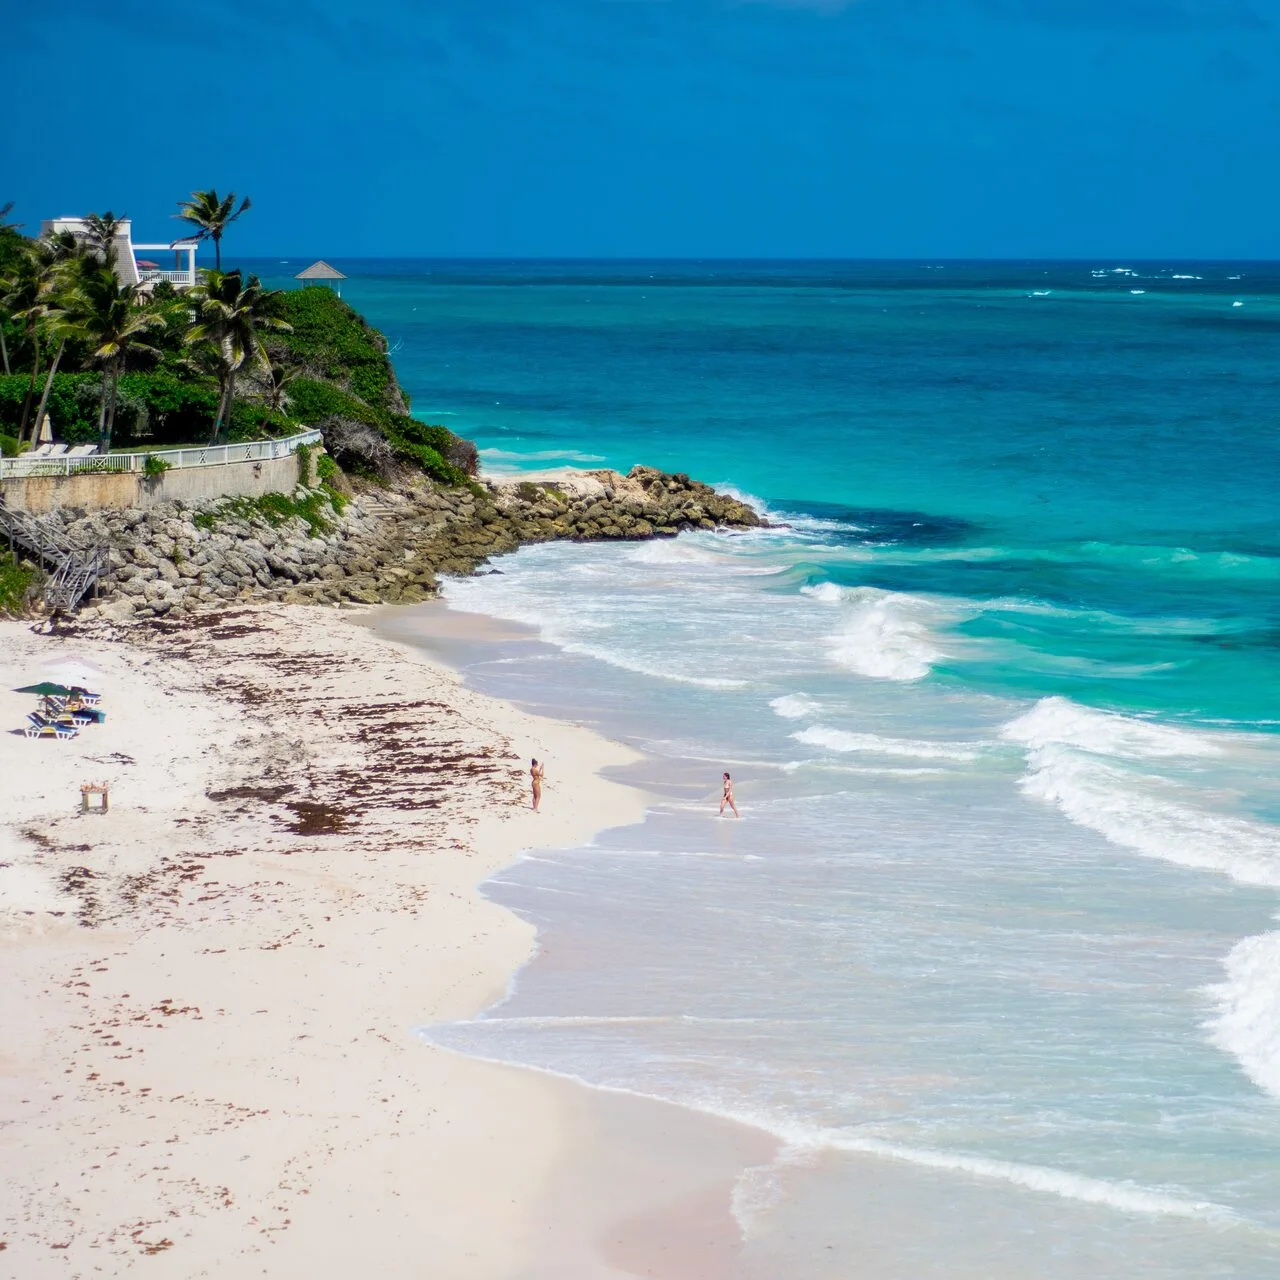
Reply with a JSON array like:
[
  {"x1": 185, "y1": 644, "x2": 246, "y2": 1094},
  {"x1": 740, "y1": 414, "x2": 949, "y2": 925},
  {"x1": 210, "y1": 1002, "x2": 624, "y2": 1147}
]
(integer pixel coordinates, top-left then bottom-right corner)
[{"x1": 267, "y1": 260, "x2": 1280, "y2": 1276}]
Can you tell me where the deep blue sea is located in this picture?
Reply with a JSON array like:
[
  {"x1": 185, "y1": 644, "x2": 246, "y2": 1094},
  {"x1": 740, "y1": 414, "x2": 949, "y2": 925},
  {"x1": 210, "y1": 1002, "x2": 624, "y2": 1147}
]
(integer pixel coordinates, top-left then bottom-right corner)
[{"x1": 256, "y1": 260, "x2": 1280, "y2": 1276}]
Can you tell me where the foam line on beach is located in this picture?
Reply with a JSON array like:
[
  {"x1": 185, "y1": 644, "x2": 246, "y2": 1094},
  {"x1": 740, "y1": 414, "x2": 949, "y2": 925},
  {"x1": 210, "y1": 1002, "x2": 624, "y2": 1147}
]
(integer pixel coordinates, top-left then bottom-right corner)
[{"x1": 410, "y1": 1040, "x2": 1246, "y2": 1228}]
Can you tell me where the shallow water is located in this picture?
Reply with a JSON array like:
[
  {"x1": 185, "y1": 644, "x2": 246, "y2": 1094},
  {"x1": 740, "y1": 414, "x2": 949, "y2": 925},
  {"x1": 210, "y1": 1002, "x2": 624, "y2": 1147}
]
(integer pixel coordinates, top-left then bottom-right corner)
[{"x1": 332, "y1": 260, "x2": 1280, "y2": 1275}]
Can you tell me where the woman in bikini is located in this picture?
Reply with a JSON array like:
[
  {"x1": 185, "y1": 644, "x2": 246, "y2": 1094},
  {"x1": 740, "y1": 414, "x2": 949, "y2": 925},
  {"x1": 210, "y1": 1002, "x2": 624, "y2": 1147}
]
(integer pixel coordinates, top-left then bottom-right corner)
[
  {"x1": 719, "y1": 771, "x2": 740, "y2": 818},
  {"x1": 530, "y1": 759, "x2": 545, "y2": 811}
]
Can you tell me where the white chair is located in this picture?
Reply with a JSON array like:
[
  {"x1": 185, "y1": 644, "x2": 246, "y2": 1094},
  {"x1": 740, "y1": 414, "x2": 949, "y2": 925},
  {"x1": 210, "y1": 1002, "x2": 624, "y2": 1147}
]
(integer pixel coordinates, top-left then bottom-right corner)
[
  {"x1": 66, "y1": 445, "x2": 97, "y2": 458},
  {"x1": 47, "y1": 444, "x2": 69, "y2": 457}
]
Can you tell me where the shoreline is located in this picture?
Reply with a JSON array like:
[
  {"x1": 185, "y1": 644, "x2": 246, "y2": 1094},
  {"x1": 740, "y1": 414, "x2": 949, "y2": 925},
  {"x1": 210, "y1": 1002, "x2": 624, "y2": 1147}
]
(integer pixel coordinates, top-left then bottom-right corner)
[{"x1": 0, "y1": 601, "x2": 775, "y2": 1277}]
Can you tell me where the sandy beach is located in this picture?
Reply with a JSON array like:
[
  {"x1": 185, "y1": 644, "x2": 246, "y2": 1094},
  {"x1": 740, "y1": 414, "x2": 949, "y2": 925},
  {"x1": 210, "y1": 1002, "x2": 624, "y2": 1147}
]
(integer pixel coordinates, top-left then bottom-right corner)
[{"x1": 0, "y1": 604, "x2": 774, "y2": 1278}]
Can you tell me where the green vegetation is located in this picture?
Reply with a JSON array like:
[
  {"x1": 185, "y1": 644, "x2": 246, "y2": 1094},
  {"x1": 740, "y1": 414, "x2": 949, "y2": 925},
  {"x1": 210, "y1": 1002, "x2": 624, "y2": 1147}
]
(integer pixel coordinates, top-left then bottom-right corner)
[
  {"x1": 0, "y1": 551, "x2": 38, "y2": 615},
  {"x1": 189, "y1": 268, "x2": 291, "y2": 444},
  {"x1": 0, "y1": 432, "x2": 18, "y2": 456},
  {"x1": 142, "y1": 453, "x2": 171, "y2": 477},
  {"x1": 0, "y1": 197, "x2": 475, "y2": 485},
  {"x1": 192, "y1": 489, "x2": 343, "y2": 538}
]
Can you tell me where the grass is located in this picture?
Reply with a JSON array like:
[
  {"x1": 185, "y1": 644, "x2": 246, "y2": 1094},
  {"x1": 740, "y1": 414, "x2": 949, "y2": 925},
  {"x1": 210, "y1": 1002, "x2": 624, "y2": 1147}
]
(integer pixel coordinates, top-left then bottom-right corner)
[
  {"x1": 0, "y1": 552, "x2": 38, "y2": 614},
  {"x1": 193, "y1": 488, "x2": 344, "y2": 538}
]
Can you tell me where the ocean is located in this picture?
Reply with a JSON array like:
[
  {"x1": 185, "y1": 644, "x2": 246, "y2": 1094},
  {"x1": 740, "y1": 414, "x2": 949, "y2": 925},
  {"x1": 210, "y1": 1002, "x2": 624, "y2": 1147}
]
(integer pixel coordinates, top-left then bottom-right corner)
[{"x1": 255, "y1": 259, "x2": 1280, "y2": 1275}]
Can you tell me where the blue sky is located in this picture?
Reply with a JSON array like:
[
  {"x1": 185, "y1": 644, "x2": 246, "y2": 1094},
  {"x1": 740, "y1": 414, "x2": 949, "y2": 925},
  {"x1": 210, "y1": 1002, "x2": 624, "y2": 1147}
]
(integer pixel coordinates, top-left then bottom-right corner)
[{"x1": 5, "y1": 0, "x2": 1278, "y2": 257}]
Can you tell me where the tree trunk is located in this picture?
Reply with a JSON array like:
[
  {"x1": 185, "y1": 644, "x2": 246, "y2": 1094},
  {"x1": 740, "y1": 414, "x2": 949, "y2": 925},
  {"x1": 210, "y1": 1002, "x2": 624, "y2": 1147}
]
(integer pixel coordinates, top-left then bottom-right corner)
[
  {"x1": 219, "y1": 369, "x2": 238, "y2": 444},
  {"x1": 30, "y1": 338, "x2": 65, "y2": 447},
  {"x1": 209, "y1": 373, "x2": 234, "y2": 446},
  {"x1": 18, "y1": 325, "x2": 43, "y2": 446},
  {"x1": 104, "y1": 366, "x2": 121, "y2": 451},
  {"x1": 213, "y1": 233, "x2": 221, "y2": 272},
  {"x1": 96, "y1": 371, "x2": 110, "y2": 454},
  {"x1": 0, "y1": 323, "x2": 10, "y2": 376}
]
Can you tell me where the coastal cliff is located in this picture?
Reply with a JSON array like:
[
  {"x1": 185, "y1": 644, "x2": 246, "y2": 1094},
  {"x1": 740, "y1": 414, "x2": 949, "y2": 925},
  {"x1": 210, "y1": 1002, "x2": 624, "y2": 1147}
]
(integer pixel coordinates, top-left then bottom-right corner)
[
  {"x1": 2, "y1": 286, "x2": 763, "y2": 620},
  {"x1": 31, "y1": 464, "x2": 761, "y2": 621}
]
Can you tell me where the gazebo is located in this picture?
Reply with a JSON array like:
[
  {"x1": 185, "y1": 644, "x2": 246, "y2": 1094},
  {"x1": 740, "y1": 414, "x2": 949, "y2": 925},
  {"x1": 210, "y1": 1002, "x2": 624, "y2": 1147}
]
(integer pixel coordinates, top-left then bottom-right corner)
[{"x1": 295, "y1": 260, "x2": 348, "y2": 297}]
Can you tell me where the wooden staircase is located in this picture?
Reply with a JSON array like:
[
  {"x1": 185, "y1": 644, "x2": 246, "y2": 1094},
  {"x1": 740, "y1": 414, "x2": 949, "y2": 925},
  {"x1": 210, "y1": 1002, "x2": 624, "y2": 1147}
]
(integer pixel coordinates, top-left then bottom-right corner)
[{"x1": 0, "y1": 497, "x2": 111, "y2": 612}]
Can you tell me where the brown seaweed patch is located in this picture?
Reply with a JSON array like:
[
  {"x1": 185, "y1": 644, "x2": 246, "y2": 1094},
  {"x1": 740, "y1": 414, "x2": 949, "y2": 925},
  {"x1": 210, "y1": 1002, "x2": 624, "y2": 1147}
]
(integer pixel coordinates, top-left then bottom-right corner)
[{"x1": 284, "y1": 801, "x2": 349, "y2": 835}]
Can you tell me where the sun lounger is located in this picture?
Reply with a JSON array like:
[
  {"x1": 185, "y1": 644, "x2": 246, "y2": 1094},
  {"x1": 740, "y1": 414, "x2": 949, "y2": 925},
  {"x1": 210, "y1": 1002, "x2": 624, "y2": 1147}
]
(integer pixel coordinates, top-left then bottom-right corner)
[
  {"x1": 47, "y1": 443, "x2": 69, "y2": 457},
  {"x1": 26, "y1": 444, "x2": 55, "y2": 458},
  {"x1": 65, "y1": 445, "x2": 98, "y2": 458},
  {"x1": 68, "y1": 686, "x2": 102, "y2": 706},
  {"x1": 23, "y1": 718, "x2": 78, "y2": 740},
  {"x1": 29, "y1": 709, "x2": 91, "y2": 731}
]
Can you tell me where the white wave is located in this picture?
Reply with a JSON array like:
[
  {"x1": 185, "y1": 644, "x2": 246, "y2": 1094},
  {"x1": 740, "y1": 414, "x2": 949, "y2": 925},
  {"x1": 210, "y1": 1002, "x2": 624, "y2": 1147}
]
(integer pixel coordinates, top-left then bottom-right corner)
[
  {"x1": 1001, "y1": 696, "x2": 1222, "y2": 761},
  {"x1": 625, "y1": 538, "x2": 785, "y2": 574},
  {"x1": 800, "y1": 581, "x2": 844, "y2": 604},
  {"x1": 770, "y1": 693, "x2": 820, "y2": 719},
  {"x1": 1205, "y1": 929, "x2": 1280, "y2": 1100},
  {"x1": 708, "y1": 482, "x2": 771, "y2": 520},
  {"x1": 479, "y1": 448, "x2": 606, "y2": 462},
  {"x1": 792, "y1": 725, "x2": 981, "y2": 762},
  {"x1": 826, "y1": 588, "x2": 947, "y2": 681},
  {"x1": 1003, "y1": 700, "x2": 1280, "y2": 888},
  {"x1": 820, "y1": 1134, "x2": 1237, "y2": 1224}
]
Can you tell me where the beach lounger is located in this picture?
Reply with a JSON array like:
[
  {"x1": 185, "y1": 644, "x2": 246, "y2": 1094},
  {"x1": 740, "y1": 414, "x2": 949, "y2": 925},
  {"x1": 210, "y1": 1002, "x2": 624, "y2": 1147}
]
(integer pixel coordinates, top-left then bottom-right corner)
[
  {"x1": 23, "y1": 718, "x2": 78, "y2": 740},
  {"x1": 30, "y1": 705, "x2": 93, "y2": 729},
  {"x1": 26, "y1": 444, "x2": 54, "y2": 458},
  {"x1": 47, "y1": 443, "x2": 69, "y2": 457},
  {"x1": 68, "y1": 686, "x2": 102, "y2": 707},
  {"x1": 65, "y1": 445, "x2": 97, "y2": 458}
]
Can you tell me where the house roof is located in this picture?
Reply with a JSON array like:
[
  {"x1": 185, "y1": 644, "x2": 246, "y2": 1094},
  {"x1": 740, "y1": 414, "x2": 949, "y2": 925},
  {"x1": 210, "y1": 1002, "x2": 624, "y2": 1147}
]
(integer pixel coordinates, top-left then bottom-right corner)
[{"x1": 295, "y1": 260, "x2": 347, "y2": 280}]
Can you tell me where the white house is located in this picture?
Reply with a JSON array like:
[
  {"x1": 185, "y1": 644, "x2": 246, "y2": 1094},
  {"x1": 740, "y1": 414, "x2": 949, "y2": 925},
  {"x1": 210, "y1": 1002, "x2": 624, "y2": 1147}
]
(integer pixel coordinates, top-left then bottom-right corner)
[{"x1": 40, "y1": 217, "x2": 199, "y2": 289}]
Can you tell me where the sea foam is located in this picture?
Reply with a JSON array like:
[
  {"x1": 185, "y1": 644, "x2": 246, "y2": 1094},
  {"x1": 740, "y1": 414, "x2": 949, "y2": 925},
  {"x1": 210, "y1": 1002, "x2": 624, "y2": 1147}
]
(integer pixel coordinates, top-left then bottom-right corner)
[
  {"x1": 770, "y1": 693, "x2": 820, "y2": 719},
  {"x1": 1002, "y1": 698, "x2": 1280, "y2": 887},
  {"x1": 792, "y1": 725, "x2": 981, "y2": 761},
  {"x1": 802, "y1": 585, "x2": 948, "y2": 681},
  {"x1": 1206, "y1": 929, "x2": 1280, "y2": 1101}
]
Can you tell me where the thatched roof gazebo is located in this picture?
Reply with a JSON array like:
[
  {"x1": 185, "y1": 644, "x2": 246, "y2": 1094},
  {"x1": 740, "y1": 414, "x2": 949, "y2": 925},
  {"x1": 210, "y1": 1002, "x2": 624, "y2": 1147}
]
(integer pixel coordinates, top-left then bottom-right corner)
[{"x1": 295, "y1": 260, "x2": 347, "y2": 296}]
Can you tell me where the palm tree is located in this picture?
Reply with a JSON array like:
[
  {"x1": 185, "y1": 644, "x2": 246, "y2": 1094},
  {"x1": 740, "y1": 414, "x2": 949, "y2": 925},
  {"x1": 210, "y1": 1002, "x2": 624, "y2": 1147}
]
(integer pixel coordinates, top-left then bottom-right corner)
[
  {"x1": 174, "y1": 190, "x2": 251, "y2": 272},
  {"x1": 78, "y1": 263, "x2": 165, "y2": 453},
  {"x1": 81, "y1": 211, "x2": 126, "y2": 262},
  {"x1": 264, "y1": 353, "x2": 302, "y2": 414},
  {"x1": 0, "y1": 203, "x2": 24, "y2": 375},
  {"x1": 29, "y1": 293, "x2": 88, "y2": 450},
  {"x1": 187, "y1": 269, "x2": 290, "y2": 444},
  {"x1": 3, "y1": 233, "x2": 79, "y2": 443}
]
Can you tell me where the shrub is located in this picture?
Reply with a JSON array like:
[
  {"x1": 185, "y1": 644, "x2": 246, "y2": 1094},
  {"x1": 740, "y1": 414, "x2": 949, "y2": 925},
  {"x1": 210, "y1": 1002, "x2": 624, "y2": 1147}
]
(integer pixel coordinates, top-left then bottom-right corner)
[
  {"x1": 277, "y1": 288, "x2": 392, "y2": 409},
  {"x1": 0, "y1": 372, "x2": 101, "y2": 442},
  {"x1": 0, "y1": 433, "x2": 18, "y2": 457},
  {"x1": 142, "y1": 454, "x2": 171, "y2": 478},
  {"x1": 0, "y1": 552, "x2": 38, "y2": 615},
  {"x1": 194, "y1": 490, "x2": 342, "y2": 539}
]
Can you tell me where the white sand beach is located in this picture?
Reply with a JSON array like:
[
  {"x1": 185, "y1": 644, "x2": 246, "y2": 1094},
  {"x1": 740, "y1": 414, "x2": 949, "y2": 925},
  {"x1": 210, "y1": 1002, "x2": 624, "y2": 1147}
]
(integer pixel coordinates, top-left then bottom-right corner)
[{"x1": 0, "y1": 604, "x2": 773, "y2": 1278}]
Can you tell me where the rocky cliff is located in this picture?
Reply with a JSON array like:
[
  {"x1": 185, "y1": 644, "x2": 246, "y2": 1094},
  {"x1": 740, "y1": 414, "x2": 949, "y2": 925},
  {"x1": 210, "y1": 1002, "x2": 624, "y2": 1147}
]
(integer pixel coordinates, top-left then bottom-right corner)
[{"x1": 42, "y1": 466, "x2": 762, "y2": 622}]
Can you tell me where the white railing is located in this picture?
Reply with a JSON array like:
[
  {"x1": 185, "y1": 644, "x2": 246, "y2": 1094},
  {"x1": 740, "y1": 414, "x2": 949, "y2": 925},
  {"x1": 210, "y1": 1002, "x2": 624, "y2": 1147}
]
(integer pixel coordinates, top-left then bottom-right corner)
[
  {"x1": 0, "y1": 429, "x2": 323, "y2": 480},
  {"x1": 138, "y1": 268, "x2": 196, "y2": 285}
]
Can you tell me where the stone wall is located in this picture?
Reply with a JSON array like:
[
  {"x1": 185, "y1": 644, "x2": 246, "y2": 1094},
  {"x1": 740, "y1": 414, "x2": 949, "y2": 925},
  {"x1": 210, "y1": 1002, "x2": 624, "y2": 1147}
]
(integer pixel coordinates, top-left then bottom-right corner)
[{"x1": 1, "y1": 453, "x2": 304, "y2": 516}]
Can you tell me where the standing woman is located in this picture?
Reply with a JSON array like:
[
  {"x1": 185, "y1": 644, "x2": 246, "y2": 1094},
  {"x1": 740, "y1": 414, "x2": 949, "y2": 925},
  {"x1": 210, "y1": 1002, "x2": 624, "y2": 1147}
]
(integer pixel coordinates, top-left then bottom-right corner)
[
  {"x1": 720, "y1": 771, "x2": 740, "y2": 818},
  {"x1": 530, "y1": 758, "x2": 545, "y2": 811}
]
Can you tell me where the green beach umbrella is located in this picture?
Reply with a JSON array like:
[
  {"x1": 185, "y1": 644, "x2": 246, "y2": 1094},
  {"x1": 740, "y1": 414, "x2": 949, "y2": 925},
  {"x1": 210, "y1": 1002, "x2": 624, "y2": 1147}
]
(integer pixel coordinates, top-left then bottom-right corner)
[{"x1": 14, "y1": 682, "x2": 73, "y2": 696}]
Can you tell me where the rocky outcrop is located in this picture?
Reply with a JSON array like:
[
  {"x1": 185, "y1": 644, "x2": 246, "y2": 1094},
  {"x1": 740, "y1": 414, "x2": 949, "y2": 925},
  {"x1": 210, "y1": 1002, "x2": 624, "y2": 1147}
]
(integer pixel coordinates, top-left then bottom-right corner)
[{"x1": 37, "y1": 466, "x2": 761, "y2": 622}]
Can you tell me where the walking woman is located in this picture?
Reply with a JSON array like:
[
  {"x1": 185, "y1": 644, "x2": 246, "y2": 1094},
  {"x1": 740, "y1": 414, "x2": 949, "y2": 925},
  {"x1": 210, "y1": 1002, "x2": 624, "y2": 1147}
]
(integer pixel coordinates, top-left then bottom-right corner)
[
  {"x1": 530, "y1": 758, "x2": 545, "y2": 811},
  {"x1": 719, "y1": 771, "x2": 740, "y2": 818}
]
